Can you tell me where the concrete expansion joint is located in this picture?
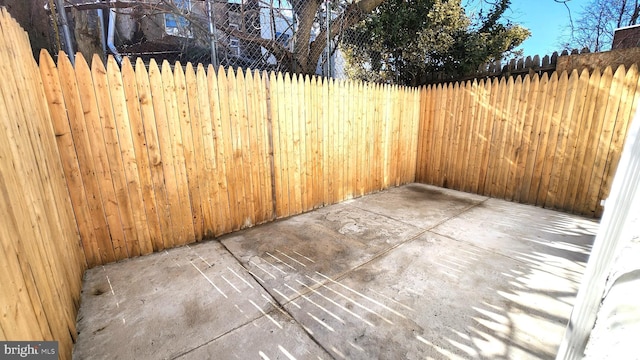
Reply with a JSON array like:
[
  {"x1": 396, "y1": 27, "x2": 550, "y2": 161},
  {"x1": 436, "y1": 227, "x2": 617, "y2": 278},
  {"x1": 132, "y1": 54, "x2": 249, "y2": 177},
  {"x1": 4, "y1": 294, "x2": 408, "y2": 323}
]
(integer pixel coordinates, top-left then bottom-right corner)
[
  {"x1": 169, "y1": 312, "x2": 265, "y2": 360},
  {"x1": 424, "y1": 197, "x2": 491, "y2": 232},
  {"x1": 216, "y1": 239, "x2": 336, "y2": 358}
]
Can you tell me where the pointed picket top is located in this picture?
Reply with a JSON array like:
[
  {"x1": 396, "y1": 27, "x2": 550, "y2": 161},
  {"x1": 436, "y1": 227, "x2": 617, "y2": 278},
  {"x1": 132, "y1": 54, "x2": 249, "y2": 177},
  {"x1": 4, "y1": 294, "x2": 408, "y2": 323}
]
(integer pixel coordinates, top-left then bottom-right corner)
[
  {"x1": 201, "y1": 63, "x2": 210, "y2": 79},
  {"x1": 174, "y1": 61, "x2": 186, "y2": 90},
  {"x1": 57, "y1": 50, "x2": 71, "y2": 69},
  {"x1": 237, "y1": 66, "x2": 246, "y2": 86},
  {"x1": 518, "y1": 74, "x2": 529, "y2": 92},
  {"x1": 161, "y1": 61, "x2": 176, "y2": 101},
  {"x1": 148, "y1": 58, "x2": 162, "y2": 83},
  {"x1": 557, "y1": 69, "x2": 570, "y2": 94},
  {"x1": 243, "y1": 68, "x2": 253, "y2": 86},
  {"x1": 135, "y1": 57, "x2": 149, "y2": 77},
  {"x1": 73, "y1": 52, "x2": 93, "y2": 84},
  {"x1": 195, "y1": 63, "x2": 206, "y2": 81},
  {"x1": 265, "y1": 71, "x2": 275, "y2": 95},
  {"x1": 161, "y1": 59, "x2": 173, "y2": 76},
  {"x1": 227, "y1": 67, "x2": 237, "y2": 96},
  {"x1": 576, "y1": 67, "x2": 589, "y2": 81},
  {"x1": 227, "y1": 67, "x2": 243, "y2": 80},
  {"x1": 217, "y1": 64, "x2": 227, "y2": 82},
  {"x1": 600, "y1": 66, "x2": 614, "y2": 84},
  {"x1": 39, "y1": 49, "x2": 67, "y2": 134},
  {"x1": 497, "y1": 76, "x2": 507, "y2": 88},
  {"x1": 184, "y1": 62, "x2": 194, "y2": 79},
  {"x1": 284, "y1": 70, "x2": 292, "y2": 89},
  {"x1": 90, "y1": 53, "x2": 107, "y2": 77},
  {"x1": 512, "y1": 74, "x2": 522, "y2": 84},
  {"x1": 613, "y1": 63, "x2": 628, "y2": 82},
  {"x1": 119, "y1": 56, "x2": 132, "y2": 75},
  {"x1": 39, "y1": 48, "x2": 55, "y2": 68}
]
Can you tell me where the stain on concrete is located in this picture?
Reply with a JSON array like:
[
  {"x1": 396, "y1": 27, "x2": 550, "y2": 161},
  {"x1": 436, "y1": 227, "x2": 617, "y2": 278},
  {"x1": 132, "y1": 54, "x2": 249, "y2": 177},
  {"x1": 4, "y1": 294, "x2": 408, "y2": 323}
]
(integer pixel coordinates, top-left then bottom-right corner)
[{"x1": 73, "y1": 184, "x2": 598, "y2": 360}]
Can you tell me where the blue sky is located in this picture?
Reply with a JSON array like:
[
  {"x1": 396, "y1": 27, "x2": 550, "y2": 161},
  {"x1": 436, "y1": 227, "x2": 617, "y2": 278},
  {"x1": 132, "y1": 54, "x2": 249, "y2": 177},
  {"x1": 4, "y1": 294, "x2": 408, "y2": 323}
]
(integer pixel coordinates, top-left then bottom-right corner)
[{"x1": 507, "y1": 0, "x2": 590, "y2": 56}]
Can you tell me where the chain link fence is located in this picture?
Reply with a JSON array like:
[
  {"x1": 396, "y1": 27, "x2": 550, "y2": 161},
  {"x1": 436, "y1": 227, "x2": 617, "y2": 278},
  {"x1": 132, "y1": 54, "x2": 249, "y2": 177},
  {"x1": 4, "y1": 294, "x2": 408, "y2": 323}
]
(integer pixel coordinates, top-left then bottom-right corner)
[{"x1": 48, "y1": 0, "x2": 370, "y2": 79}]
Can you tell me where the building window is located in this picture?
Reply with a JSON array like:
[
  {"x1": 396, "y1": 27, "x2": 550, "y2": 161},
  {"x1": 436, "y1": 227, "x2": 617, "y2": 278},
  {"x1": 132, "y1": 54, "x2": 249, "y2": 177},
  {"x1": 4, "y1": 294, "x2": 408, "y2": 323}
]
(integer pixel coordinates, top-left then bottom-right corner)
[{"x1": 165, "y1": 0, "x2": 192, "y2": 37}]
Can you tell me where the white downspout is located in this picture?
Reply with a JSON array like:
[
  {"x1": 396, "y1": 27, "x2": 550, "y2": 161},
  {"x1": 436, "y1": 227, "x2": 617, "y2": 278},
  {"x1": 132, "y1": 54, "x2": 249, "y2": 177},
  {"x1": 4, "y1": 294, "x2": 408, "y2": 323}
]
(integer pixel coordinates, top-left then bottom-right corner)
[{"x1": 107, "y1": 8, "x2": 123, "y2": 64}]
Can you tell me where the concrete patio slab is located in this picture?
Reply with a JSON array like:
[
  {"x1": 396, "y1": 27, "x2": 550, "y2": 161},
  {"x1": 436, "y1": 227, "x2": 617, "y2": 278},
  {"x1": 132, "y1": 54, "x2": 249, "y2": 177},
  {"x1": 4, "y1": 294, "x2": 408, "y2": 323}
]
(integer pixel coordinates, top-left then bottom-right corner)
[
  {"x1": 73, "y1": 242, "x2": 282, "y2": 359},
  {"x1": 350, "y1": 184, "x2": 488, "y2": 229},
  {"x1": 431, "y1": 198, "x2": 598, "y2": 282},
  {"x1": 73, "y1": 184, "x2": 598, "y2": 360},
  {"x1": 221, "y1": 201, "x2": 426, "y2": 299},
  {"x1": 281, "y1": 233, "x2": 580, "y2": 359},
  {"x1": 176, "y1": 309, "x2": 332, "y2": 359}
]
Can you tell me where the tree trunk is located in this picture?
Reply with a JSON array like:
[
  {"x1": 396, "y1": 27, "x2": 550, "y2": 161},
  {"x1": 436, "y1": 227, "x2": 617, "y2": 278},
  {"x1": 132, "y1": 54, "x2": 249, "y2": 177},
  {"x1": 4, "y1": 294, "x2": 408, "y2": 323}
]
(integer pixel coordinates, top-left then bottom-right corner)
[
  {"x1": 73, "y1": 8, "x2": 104, "y2": 63},
  {"x1": 298, "y1": 0, "x2": 386, "y2": 74}
]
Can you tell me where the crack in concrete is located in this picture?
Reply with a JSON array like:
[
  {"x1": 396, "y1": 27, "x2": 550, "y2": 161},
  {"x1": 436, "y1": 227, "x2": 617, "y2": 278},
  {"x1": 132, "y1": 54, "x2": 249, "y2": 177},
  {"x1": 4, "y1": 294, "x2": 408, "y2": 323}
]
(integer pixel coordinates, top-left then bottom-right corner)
[{"x1": 209, "y1": 194, "x2": 492, "y2": 360}]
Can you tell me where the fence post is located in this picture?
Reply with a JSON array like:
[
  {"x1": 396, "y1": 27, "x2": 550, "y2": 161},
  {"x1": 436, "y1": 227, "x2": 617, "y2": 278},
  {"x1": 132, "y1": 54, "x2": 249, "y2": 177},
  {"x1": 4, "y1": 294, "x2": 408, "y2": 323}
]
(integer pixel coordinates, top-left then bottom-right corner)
[{"x1": 556, "y1": 101, "x2": 640, "y2": 359}]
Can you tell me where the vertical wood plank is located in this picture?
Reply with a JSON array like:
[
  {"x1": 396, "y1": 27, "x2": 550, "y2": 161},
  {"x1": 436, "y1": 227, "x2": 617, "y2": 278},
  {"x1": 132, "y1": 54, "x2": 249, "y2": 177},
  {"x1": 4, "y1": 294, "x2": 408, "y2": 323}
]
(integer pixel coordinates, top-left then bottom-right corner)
[
  {"x1": 459, "y1": 81, "x2": 478, "y2": 192},
  {"x1": 520, "y1": 73, "x2": 550, "y2": 203},
  {"x1": 537, "y1": 71, "x2": 569, "y2": 206},
  {"x1": 566, "y1": 70, "x2": 601, "y2": 212},
  {"x1": 503, "y1": 76, "x2": 527, "y2": 200},
  {"x1": 226, "y1": 68, "x2": 249, "y2": 227},
  {"x1": 59, "y1": 53, "x2": 115, "y2": 263},
  {"x1": 106, "y1": 57, "x2": 158, "y2": 255},
  {"x1": 120, "y1": 58, "x2": 166, "y2": 251},
  {"x1": 477, "y1": 78, "x2": 498, "y2": 194},
  {"x1": 468, "y1": 80, "x2": 488, "y2": 193},
  {"x1": 485, "y1": 77, "x2": 508, "y2": 197},
  {"x1": 244, "y1": 70, "x2": 261, "y2": 224},
  {"x1": 545, "y1": 70, "x2": 580, "y2": 208},
  {"x1": 513, "y1": 74, "x2": 540, "y2": 203},
  {"x1": 303, "y1": 75, "x2": 314, "y2": 209},
  {"x1": 75, "y1": 55, "x2": 128, "y2": 260},
  {"x1": 290, "y1": 74, "x2": 303, "y2": 212},
  {"x1": 91, "y1": 55, "x2": 141, "y2": 257},
  {"x1": 554, "y1": 69, "x2": 590, "y2": 210},
  {"x1": 161, "y1": 61, "x2": 196, "y2": 242},
  {"x1": 236, "y1": 69, "x2": 255, "y2": 227},
  {"x1": 136, "y1": 59, "x2": 174, "y2": 250},
  {"x1": 151, "y1": 60, "x2": 190, "y2": 245},
  {"x1": 528, "y1": 72, "x2": 560, "y2": 204},
  {"x1": 589, "y1": 64, "x2": 638, "y2": 217},
  {"x1": 211, "y1": 66, "x2": 235, "y2": 232},
  {"x1": 190, "y1": 64, "x2": 215, "y2": 237},
  {"x1": 310, "y1": 76, "x2": 323, "y2": 207},
  {"x1": 174, "y1": 63, "x2": 204, "y2": 241},
  {"x1": 260, "y1": 70, "x2": 275, "y2": 220},
  {"x1": 39, "y1": 51, "x2": 101, "y2": 266},
  {"x1": 273, "y1": 72, "x2": 289, "y2": 217}
]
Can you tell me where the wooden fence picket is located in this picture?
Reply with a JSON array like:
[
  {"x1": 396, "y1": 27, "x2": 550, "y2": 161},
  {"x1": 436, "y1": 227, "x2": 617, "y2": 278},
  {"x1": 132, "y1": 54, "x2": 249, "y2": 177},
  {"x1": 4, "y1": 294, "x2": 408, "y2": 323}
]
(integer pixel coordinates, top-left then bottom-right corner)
[{"x1": 416, "y1": 66, "x2": 640, "y2": 215}]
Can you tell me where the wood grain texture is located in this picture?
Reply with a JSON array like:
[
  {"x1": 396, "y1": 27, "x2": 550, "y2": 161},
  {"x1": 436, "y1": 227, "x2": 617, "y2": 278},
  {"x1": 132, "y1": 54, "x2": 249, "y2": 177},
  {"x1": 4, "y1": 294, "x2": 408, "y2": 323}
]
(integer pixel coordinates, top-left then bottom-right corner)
[
  {"x1": 1, "y1": 10, "x2": 85, "y2": 360},
  {"x1": 416, "y1": 69, "x2": 640, "y2": 216}
]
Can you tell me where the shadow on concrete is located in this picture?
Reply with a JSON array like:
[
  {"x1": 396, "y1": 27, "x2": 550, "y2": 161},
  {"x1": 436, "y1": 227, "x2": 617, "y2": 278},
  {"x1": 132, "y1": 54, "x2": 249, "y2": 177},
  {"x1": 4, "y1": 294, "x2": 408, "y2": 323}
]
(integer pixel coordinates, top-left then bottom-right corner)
[{"x1": 73, "y1": 183, "x2": 598, "y2": 359}]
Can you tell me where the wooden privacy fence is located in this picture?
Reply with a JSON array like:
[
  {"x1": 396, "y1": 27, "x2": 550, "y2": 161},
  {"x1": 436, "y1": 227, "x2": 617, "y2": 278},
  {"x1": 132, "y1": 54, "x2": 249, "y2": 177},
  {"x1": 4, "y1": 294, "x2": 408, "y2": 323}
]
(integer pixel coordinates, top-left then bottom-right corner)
[
  {"x1": 39, "y1": 52, "x2": 421, "y2": 267},
  {"x1": 0, "y1": 9, "x2": 85, "y2": 360},
  {"x1": 416, "y1": 65, "x2": 640, "y2": 217},
  {"x1": 2, "y1": 7, "x2": 640, "y2": 360}
]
